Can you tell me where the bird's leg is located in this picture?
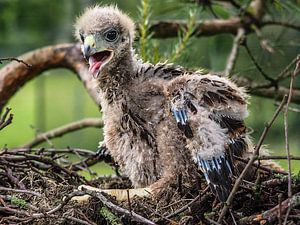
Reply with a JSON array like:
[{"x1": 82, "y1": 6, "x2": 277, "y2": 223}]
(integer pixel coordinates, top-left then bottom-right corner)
[{"x1": 71, "y1": 185, "x2": 152, "y2": 202}]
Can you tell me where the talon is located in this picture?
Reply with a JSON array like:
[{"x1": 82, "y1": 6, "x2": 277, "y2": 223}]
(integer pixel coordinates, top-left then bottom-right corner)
[{"x1": 72, "y1": 185, "x2": 152, "y2": 203}]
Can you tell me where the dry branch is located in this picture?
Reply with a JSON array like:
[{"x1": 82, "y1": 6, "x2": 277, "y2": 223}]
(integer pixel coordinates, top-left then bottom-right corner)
[
  {"x1": 149, "y1": 17, "x2": 243, "y2": 38},
  {"x1": 239, "y1": 192, "x2": 300, "y2": 225},
  {"x1": 83, "y1": 189, "x2": 157, "y2": 225},
  {"x1": 224, "y1": 28, "x2": 245, "y2": 76},
  {"x1": 148, "y1": 18, "x2": 300, "y2": 39},
  {"x1": 22, "y1": 118, "x2": 103, "y2": 148},
  {"x1": 0, "y1": 44, "x2": 99, "y2": 113}
]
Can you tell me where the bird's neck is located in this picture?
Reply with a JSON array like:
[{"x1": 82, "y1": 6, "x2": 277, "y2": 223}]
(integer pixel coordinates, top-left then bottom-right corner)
[{"x1": 97, "y1": 47, "x2": 137, "y2": 104}]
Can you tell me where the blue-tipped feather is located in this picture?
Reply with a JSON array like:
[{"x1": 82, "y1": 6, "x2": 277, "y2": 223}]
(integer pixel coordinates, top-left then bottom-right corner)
[
  {"x1": 172, "y1": 107, "x2": 193, "y2": 138},
  {"x1": 197, "y1": 155, "x2": 233, "y2": 202}
]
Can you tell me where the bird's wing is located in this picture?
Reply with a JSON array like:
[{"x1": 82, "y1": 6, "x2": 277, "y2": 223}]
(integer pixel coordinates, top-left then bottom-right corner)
[
  {"x1": 137, "y1": 62, "x2": 185, "y2": 80},
  {"x1": 165, "y1": 73, "x2": 249, "y2": 201}
]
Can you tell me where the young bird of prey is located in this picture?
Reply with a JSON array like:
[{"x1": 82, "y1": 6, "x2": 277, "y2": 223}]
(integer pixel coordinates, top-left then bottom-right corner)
[{"x1": 74, "y1": 5, "x2": 253, "y2": 202}]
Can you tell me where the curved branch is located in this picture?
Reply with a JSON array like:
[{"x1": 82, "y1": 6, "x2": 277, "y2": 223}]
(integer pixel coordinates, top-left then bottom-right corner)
[
  {"x1": 149, "y1": 18, "x2": 300, "y2": 39},
  {"x1": 22, "y1": 118, "x2": 103, "y2": 148},
  {"x1": 150, "y1": 17, "x2": 243, "y2": 38},
  {"x1": 0, "y1": 43, "x2": 99, "y2": 113}
]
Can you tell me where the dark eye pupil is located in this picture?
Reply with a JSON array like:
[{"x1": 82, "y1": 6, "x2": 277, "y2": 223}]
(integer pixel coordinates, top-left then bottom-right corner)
[{"x1": 106, "y1": 31, "x2": 117, "y2": 41}]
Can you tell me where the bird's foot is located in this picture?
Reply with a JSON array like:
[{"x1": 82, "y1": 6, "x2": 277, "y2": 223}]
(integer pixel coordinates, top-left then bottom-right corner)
[{"x1": 71, "y1": 185, "x2": 152, "y2": 203}]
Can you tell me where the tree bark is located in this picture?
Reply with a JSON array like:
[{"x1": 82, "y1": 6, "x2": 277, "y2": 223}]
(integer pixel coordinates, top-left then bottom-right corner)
[
  {"x1": 0, "y1": 43, "x2": 99, "y2": 112},
  {"x1": 150, "y1": 17, "x2": 243, "y2": 38}
]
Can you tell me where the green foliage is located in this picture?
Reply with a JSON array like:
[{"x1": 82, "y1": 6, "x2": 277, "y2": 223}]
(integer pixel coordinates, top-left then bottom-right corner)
[
  {"x1": 100, "y1": 206, "x2": 122, "y2": 225},
  {"x1": 11, "y1": 196, "x2": 27, "y2": 209},
  {"x1": 137, "y1": 0, "x2": 198, "y2": 64},
  {"x1": 170, "y1": 10, "x2": 196, "y2": 62},
  {"x1": 138, "y1": 0, "x2": 152, "y2": 62}
]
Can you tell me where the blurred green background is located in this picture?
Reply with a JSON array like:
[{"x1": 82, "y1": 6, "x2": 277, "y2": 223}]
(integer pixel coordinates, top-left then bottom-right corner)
[{"x1": 0, "y1": 0, "x2": 300, "y2": 172}]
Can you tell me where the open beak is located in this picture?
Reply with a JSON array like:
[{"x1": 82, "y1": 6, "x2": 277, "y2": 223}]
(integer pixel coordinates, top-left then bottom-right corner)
[{"x1": 82, "y1": 35, "x2": 114, "y2": 79}]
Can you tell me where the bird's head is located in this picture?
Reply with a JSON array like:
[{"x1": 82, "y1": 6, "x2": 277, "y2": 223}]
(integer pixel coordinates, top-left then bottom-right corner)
[{"x1": 75, "y1": 5, "x2": 135, "y2": 78}]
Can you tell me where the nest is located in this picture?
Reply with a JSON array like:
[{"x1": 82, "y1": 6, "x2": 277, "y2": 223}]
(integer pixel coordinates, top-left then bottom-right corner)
[{"x1": 0, "y1": 147, "x2": 300, "y2": 225}]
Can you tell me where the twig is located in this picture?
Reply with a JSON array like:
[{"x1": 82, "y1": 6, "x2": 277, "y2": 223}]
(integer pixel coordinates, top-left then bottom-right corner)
[
  {"x1": 262, "y1": 177, "x2": 288, "y2": 187},
  {"x1": 283, "y1": 207, "x2": 291, "y2": 225},
  {"x1": 0, "y1": 190, "x2": 88, "y2": 223},
  {"x1": 206, "y1": 217, "x2": 222, "y2": 225},
  {"x1": 0, "y1": 57, "x2": 32, "y2": 68},
  {"x1": 5, "y1": 168, "x2": 26, "y2": 190},
  {"x1": 278, "y1": 194, "x2": 283, "y2": 225},
  {"x1": 21, "y1": 118, "x2": 103, "y2": 148},
  {"x1": 275, "y1": 103, "x2": 300, "y2": 113},
  {"x1": 83, "y1": 188, "x2": 157, "y2": 225},
  {"x1": 1, "y1": 147, "x2": 96, "y2": 157},
  {"x1": 258, "y1": 155, "x2": 300, "y2": 160},
  {"x1": 166, "y1": 186, "x2": 210, "y2": 219},
  {"x1": 283, "y1": 55, "x2": 300, "y2": 225},
  {"x1": 225, "y1": 28, "x2": 245, "y2": 77},
  {"x1": 239, "y1": 192, "x2": 300, "y2": 224},
  {"x1": 0, "y1": 107, "x2": 13, "y2": 131},
  {"x1": 261, "y1": 20, "x2": 300, "y2": 32},
  {"x1": 217, "y1": 95, "x2": 288, "y2": 223},
  {"x1": 63, "y1": 216, "x2": 94, "y2": 225},
  {"x1": 0, "y1": 187, "x2": 41, "y2": 197},
  {"x1": 234, "y1": 156, "x2": 288, "y2": 175},
  {"x1": 243, "y1": 41, "x2": 276, "y2": 84},
  {"x1": 275, "y1": 54, "x2": 300, "y2": 82},
  {"x1": 21, "y1": 153, "x2": 88, "y2": 183}
]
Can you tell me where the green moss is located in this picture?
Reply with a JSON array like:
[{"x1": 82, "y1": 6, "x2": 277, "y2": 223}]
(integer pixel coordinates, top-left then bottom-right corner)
[
  {"x1": 100, "y1": 206, "x2": 122, "y2": 225},
  {"x1": 11, "y1": 196, "x2": 27, "y2": 209}
]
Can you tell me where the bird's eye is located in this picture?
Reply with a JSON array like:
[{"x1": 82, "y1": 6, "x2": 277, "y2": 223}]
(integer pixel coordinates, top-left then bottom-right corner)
[
  {"x1": 104, "y1": 29, "x2": 118, "y2": 42},
  {"x1": 79, "y1": 33, "x2": 84, "y2": 43}
]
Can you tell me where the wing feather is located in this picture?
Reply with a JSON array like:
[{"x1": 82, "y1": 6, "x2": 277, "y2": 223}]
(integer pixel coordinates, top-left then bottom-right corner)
[{"x1": 165, "y1": 73, "x2": 249, "y2": 202}]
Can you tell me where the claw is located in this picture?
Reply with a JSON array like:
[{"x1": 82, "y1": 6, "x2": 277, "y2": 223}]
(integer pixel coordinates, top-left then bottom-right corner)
[{"x1": 71, "y1": 185, "x2": 152, "y2": 203}]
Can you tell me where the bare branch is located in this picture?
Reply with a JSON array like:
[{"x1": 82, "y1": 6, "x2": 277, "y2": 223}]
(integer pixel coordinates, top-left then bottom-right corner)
[
  {"x1": 259, "y1": 155, "x2": 300, "y2": 160},
  {"x1": 0, "y1": 187, "x2": 41, "y2": 197},
  {"x1": 283, "y1": 56, "x2": 300, "y2": 225},
  {"x1": 83, "y1": 188, "x2": 157, "y2": 225},
  {"x1": 225, "y1": 28, "x2": 245, "y2": 76},
  {"x1": 275, "y1": 102, "x2": 300, "y2": 113},
  {"x1": 21, "y1": 118, "x2": 103, "y2": 148},
  {"x1": 148, "y1": 17, "x2": 300, "y2": 39},
  {"x1": 0, "y1": 44, "x2": 98, "y2": 113},
  {"x1": 149, "y1": 17, "x2": 243, "y2": 38},
  {"x1": 239, "y1": 192, "x2": 300, "y2": 224},
  {"x1": 234, "y1": 156, "x2": 288, "y2": 175}
]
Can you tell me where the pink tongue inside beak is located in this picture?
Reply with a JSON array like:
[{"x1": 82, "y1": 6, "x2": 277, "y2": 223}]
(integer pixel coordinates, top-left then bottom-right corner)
[
  {"x1": 88, "y1": 51, "x2": 111, "y2": 76},
  {"x1": 89, "y1": 57, "x2": 102, "y2": 75}
]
